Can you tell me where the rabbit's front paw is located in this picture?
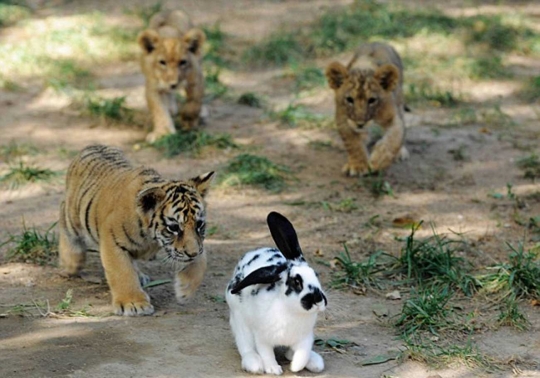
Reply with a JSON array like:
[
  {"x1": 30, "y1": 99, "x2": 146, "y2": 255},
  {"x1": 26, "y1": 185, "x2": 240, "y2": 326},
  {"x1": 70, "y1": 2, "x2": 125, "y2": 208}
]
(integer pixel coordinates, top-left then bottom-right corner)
[
  {"x1": 242, "y1": 352, "x2": 264, "y2": 374},
  {"x1": 264, "y1": 364, "x2": 283, "y2": 375}
]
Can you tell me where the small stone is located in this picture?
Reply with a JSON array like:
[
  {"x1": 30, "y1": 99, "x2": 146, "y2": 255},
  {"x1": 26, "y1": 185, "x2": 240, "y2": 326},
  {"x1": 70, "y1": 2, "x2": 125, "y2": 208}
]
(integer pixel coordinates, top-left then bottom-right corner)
[{"x1": 385, "y1": 290, "x2": 401, "y2": 300}]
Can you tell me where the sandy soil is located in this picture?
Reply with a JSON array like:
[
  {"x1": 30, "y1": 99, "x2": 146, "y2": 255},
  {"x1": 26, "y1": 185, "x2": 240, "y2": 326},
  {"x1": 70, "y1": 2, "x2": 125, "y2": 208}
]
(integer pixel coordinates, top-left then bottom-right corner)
[{"x1": 1, "y1": 1, "x2": 540, "y2": 377}]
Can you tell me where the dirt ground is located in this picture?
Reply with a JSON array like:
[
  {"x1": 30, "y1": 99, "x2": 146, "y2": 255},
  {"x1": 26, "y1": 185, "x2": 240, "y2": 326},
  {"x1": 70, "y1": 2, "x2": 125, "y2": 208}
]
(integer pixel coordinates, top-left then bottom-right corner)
[{"x1": 1, "y1": 0, "x2": 540, "y2": 377}]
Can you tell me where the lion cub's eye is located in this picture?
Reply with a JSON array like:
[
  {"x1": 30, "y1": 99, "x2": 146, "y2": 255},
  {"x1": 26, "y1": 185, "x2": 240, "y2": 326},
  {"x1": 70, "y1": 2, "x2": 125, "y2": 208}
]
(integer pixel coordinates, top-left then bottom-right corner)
[
  {"x1": 179, "y1": 59, "x2": 188, "y2": 67},
  {"x1": 346, "y1": 96, "x2": 354, "y2": 105},
  {"x1": 159, "y1": 59, "x2": 167, "y2": 66},
  {"x1": 368, "y1": 97, "x2": 377, "y2": 105}
]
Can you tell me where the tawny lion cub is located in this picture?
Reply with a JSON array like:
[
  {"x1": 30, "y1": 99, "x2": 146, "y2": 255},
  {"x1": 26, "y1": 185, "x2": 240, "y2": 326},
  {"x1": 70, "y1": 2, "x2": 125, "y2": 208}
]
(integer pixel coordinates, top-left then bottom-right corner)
[
  {"x1": 326, "y1": 42, "x2": 408, "y2": 176},
  {"x1": 137, "y1": 10, "x2": 206, "y2": 143}
]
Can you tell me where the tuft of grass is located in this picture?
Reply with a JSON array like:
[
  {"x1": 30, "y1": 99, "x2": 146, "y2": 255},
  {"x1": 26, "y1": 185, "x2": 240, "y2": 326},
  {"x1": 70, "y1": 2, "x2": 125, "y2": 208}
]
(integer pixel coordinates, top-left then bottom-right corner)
[
  {"x1": 0, "y1": 141, "x2": 38, "y2": 163},
  {"x1": 202, "y1": 23, "x2": 229, "y2": 68},
  {"x1": 219, "y1": 154, "x2": 291, "y2": 192},
  {"x1": 46, "y1": 59, "x2": 94, "y2": 91},
  {"x1": 395, "y1": 223, "x2": 479, "y2": 296},
  {"x1": 126, "y1": 1, "x2": 163, "y2": 27},
  {"x1": 285, "y1": 65, "x2": 327, "y2": 91},
  {"x1": 479, "y1": 242, "x2": 540, "y2": 300},
  {"x1": 0, "y1": 3, "x2": 30, "y2": 27},
  {"x1": 314, "y1": 337, "x2": 357, "y2": 353},
  {"x1": 332, "y1": 246, "x2": 394, "y2": 290},
  {"x1": 1, "y1": 222, "x2": 58, "y2": 266},
  {"x1": 0, "y1": 161, "x2": 57, "y2": 188},
  {"x1": 394, "y1": 284, "x2": 456, "y2": 338},
  {"x1": 84, "y1": 95, "x2": 134, "y2": 124},
  {"x1": 467, "y1": 55, "x2": 511, "y2": 80},
  {"x1": 321, "y1": 197, "x2": 358, "y2": 213},
  {"x1": 465, "y1": 15, "x2": 531, "y2": 52},
  {"x1": 405, "y1": 82, "x2": 461, "y2": 108},
  {"x1": 497, "y1": 294, "x2": 530, "y2": 331},
  {"x1": 268, "y1": 103, "x2": 327, "y2": 128},
  {"x1": 243, "y1": 32, "x2": 305, "y2": 66},
  {"x1": 364, "y1": 174, "x2": 394, "y2": 198},
  {"x1": 516, "y1": 153, "x2": 540, "y2": 180},
  {"x1": 204, "y1": 67, "x2": 228, "y2": 100},
  {"x1": 237, "y1": 92, "x2": 263, "y2": 108},
  {"x1": 55, "y1": 289, "x2": 73, "y2": 312},
  {"x1": 521, "y1": 75, "x2": 540, "y2": 101},
  {"x1": 152, "y1": 130, "x2": 237, "y2": 158}
]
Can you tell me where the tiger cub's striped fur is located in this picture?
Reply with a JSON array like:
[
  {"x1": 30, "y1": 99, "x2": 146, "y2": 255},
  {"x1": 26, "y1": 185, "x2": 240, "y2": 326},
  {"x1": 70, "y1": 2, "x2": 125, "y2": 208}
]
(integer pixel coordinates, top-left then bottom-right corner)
[{"x1": 59, "y1": 145, "x2": 214, "y2": 316}]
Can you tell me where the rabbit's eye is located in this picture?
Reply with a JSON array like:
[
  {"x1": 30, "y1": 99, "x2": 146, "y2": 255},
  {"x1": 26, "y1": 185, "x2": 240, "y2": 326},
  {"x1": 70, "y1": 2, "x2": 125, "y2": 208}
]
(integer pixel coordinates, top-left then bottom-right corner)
[{"x1": 288, "y1": 274, "x2": 304, "y2": 293}]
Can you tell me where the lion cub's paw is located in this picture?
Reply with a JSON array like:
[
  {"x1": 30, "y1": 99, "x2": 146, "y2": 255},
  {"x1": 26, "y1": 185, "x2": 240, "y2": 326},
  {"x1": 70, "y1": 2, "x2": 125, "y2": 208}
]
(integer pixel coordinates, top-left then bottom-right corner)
[
  {"x1": 113, "y1": 298, "x2": 154, "y2": 316},
  {"x1": 146, "y1": 131, "x2": 171, "y2": 144},
  {"x1": 342, "y1": 162, "x2": 369, "y2": 177},
  {"x1": 399, "y1": 146, "x2": 409, "y2": 161}
]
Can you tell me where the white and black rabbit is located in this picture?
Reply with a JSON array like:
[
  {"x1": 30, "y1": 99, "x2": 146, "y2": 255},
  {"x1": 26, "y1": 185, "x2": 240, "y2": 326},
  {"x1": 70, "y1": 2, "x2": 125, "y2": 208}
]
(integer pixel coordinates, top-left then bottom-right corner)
[{"x1": 226, "y1": 212, "x2": 328, "y2": 375}]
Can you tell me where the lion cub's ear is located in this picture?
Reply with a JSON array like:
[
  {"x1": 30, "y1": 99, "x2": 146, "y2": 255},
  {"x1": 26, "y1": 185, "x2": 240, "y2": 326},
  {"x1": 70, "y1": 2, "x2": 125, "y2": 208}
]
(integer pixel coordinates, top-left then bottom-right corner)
[
  {"x1": 326, "y1": 62, "x2": 349, "y2": 90},
  {"x1": 189, "y1": 171, "x2": 215, "y2": 197},
  {"x1": 137, "y1": 29, "x2": 161, "y2": 54},
  {"x1": 374, "y1": 64, "x2": 399, "y2": 92},
  {"x1": 137, "y1": 186, "x2": 166, "y2": 214},
  {"x1": 184, "y1": 28, "x2": 206, "y2": 56}
]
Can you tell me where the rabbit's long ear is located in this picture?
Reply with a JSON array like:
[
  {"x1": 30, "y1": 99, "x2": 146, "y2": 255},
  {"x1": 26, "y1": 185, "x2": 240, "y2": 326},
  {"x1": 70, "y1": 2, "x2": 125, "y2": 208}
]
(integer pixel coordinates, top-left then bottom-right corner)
[
  {"x1": 230, "y1": 264, "x2": 287, "y2": 295},
  {"x1": 267, "y1": 212, "x2": 303, "y2": 260}
]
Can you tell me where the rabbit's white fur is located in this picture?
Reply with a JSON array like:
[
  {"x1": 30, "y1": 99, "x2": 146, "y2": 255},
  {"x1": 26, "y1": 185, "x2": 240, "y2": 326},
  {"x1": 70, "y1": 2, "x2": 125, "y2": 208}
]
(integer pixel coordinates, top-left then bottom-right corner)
[{"x1": 226, "y1": 212, "x2": 327, "y2": 375}]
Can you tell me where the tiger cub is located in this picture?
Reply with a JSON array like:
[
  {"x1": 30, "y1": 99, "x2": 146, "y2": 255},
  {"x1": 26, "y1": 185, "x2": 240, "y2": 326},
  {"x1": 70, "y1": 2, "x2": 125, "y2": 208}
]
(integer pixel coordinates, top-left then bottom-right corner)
[{"x1": 59, "y1": 144, "x2": 214, "y2": 316}]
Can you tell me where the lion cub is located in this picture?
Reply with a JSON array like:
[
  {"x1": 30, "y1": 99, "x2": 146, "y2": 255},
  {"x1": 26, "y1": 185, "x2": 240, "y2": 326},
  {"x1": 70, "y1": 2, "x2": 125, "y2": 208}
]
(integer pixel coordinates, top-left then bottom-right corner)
[
  {"x1": 137, "y1": 10, "x2": 206, "y2": 142},
  {"x1": 326, "y1": 42, "x2": 408, "y2": 176}
]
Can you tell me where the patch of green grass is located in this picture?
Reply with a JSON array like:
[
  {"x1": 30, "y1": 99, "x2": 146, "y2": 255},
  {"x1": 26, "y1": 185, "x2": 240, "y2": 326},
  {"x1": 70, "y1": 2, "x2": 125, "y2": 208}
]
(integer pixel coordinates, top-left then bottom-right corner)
[
  {"x1": 204, "y1": 67, "x2": 228, "y2": 100},
  {"x1": 521, "y1": 75, "x2": 540, "y2": 101},
  {"x1": 46, "y1": 58, "x2": 94, "y2": 91},
  {"x1": 0, "y1": 141, "x2": 38, "y2": 162},
  {"x1": 237, "y1": 92, "x2": 263, "y2": 108},
  {"x1": 219, "y1": 153, "x2": 291, "y2": 192},
  {"x1": 403, "y1": 338, "x2": 501, "y2": 371},
  {"x1": 516, "y1": 153, "x2": 540, "y2": 180},
  {"x1": 0, "y1": 3, "x2": 30, "y2": 27},
  {"x1": 1, "y1": 222, "x2": 58, "y2": 266},
  {"x1": 125, "y1": 1, "x2": 162, "y2": 27},
  {"x1": 449, "y1": 107, "x2": 478, "y2": 126},
  {"x1": 84, "y1": 95, "x2": 134, "y2": 124},
  {"x1": 467, "y1": 55, "x2": 511, "y2": 80},
  {"x1": 405, "y1": 82, "x2": 461, "y2": 108},
  {"x1": 314, "y1": 337, "x2": 357, "y2": 353},
  {"x1": 285, "y1": 65, "x2": 327, "y2": 91},
  {"x1": 479, "y1": 242, "x2": 540, "y2": 300},
  {"x1": 243, "y1": 32, "x2": 305, "y2": 66},
  {"x1": 0, "y1": 161, "x2": 57, "y2": 188},
  {"x1": 203, "y1": 23, "x2": 229, "y2": 68},
  {"x1": 394, "y1": 284, "x2": 456, "y2": 338},
  {"x1": 448, "y1": 145, "x2": 468, "y2": 161},
  {"x1": 55, "y1": 289, "x2": 73, "y2": 311},
  {"x1": 152, "y1": 130, "x2": 237, "y2": 158},
  {"x1": 395, "y1": 223, "x2": 479, "y2": 296},
  {"x1": 497, "y1": 294, "x2": 530, "y2": 331},
  {"x1": 465, "y1": 15, "x2": 533, "y2": 52},
  {"x1": 364, "y1": 174, "x2": 394, "y2": 198},
  {"x1": 308, "y1": 140, "x2": 334, "y2": 150},
  {"x1": 321, "y1": 197, "x2": 359, "y2": 213},
  {"x1": 332, "y1": 246, "x2": 394, "y2": 290},
  {"x1": 268, "y1": 103, "x2": 327, "y2": 128}
]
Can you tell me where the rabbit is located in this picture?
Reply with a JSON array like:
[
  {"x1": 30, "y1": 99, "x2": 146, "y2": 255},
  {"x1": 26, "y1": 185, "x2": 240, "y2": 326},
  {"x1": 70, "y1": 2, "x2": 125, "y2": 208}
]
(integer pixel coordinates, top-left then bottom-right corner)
[{"x1": 225, "y1": 211, "x2": 328, "y2": 375}]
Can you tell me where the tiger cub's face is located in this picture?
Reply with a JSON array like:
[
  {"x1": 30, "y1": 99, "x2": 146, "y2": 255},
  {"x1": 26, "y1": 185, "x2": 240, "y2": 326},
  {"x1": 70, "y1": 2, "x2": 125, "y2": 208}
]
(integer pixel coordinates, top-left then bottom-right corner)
[{"x1": 137, "y1": 172, "x2": 214, "y2": 263}]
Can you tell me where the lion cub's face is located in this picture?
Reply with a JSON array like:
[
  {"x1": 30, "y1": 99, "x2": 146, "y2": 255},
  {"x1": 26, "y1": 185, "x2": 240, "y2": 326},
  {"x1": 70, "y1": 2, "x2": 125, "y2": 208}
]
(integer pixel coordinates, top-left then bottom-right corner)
[
  {"x1": 326, "y1": 62, "x2": 399, "y2": 130},
  {"x1": 138, "y1": 28, "x2": 205, "y2": 91}
]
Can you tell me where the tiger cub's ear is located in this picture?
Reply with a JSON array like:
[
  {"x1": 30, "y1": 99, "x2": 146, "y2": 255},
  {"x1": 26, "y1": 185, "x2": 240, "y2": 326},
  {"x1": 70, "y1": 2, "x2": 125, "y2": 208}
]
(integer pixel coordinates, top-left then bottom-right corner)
[
  {"x1": 189, "y1": 171, "x2": 215, "y2": 197},
  {"x1": 137, "y1": 186, "x2": 166, "y2": 213}
]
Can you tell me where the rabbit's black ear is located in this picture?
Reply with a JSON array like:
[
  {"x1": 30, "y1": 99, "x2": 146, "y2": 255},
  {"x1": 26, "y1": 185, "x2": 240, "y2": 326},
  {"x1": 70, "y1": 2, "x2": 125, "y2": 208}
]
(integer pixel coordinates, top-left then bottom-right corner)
[
  {"x1": 267, "y1": 212, "x2": 303, "y2": 260},
  {"x1": 230, "y1": 264, "x2": 287, "y2": 295}
]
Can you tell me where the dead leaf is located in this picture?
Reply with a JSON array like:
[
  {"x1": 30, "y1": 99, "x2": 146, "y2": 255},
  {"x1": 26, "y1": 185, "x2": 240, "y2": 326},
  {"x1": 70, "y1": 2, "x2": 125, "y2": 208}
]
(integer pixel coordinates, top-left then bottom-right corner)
[
  {"x1": 392, "y1": 215, "x2": 420, "y2": 228},
  {"x1": 531, "y1": 299, "x2": 540, "y2": 307},
  {"x1": 385, "y1": 290, "x2": 401, "y2": 300},
  {"x1": 479, "y1": 127, "x2": 491, "y2": 134},
  {"x1": 314, "y1": 249, "x2": 324, "y2": 257}
]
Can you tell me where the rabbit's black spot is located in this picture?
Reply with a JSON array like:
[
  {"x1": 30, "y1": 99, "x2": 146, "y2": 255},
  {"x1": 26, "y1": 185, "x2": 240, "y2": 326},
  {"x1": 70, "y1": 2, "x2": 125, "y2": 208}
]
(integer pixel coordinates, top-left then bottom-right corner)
[
  {"x1": 267, "y1": 282, "x2": 276, "y2": 291},
  {"x1": 267, "y1": 252, "x2": 283, "y2": 263},
  {"x1": 246, "y1": 254, "x2": 260, "y2": 266},
  {"x1": 251, "y1": 288, "x2": 259, "y2": 296},
  {"x1": 285, "y1": 274, "x2": 303, "y2": 296}
]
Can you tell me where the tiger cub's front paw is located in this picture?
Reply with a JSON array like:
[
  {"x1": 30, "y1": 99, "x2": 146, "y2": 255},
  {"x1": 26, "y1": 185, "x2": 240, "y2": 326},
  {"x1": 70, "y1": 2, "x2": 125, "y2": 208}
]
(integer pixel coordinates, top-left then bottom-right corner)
[
  {"x1": 342, "y1": 161, "x2": 369, "y2": 177},
  {"x1": 113, "y1": 297, "x2": 154, "y2": 316}
]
